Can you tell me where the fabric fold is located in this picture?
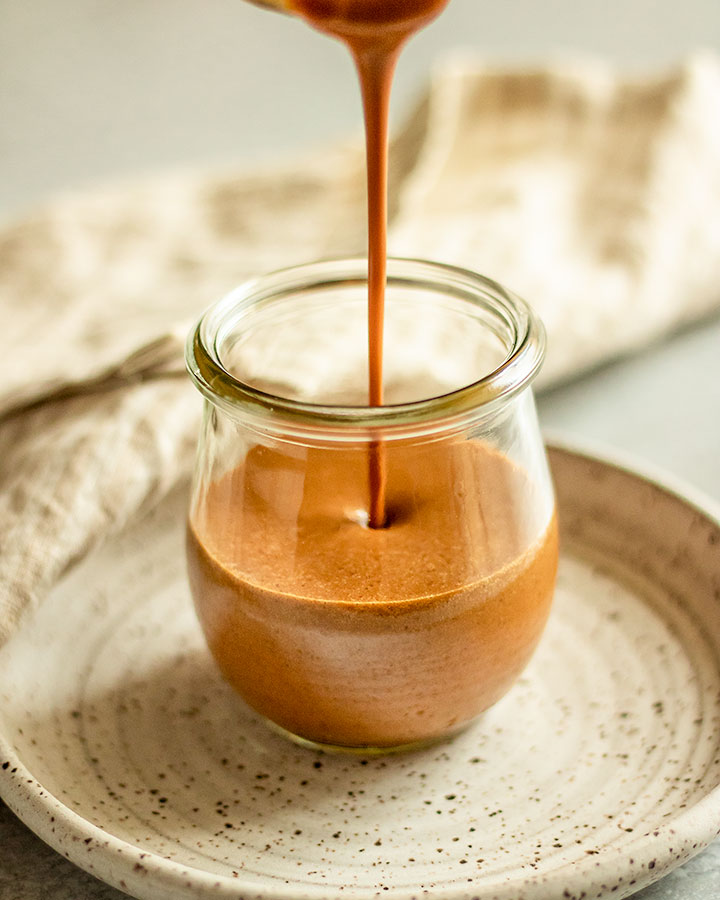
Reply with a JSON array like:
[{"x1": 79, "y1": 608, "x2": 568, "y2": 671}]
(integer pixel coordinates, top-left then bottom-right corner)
[{"x1": 2, "y1": 54, "x2": 720, "y2": 644}]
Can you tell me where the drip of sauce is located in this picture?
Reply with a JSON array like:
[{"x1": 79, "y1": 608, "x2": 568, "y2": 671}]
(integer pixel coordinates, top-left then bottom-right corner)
[{"x1": 285, "y1": 0, "x2": 450, "y2": 526}]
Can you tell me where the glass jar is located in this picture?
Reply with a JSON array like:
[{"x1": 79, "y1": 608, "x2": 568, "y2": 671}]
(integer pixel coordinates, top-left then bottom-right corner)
[{"x1": 186, "y1": 258, "x2": 558, "y2": 753}]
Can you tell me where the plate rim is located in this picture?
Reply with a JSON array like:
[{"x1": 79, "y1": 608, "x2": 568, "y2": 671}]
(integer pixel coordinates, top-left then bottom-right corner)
[
  {"x1": 545, "y1": 430, "x2": 720, "y2": 528},
  {"x1": 2, "y1": 436, "x2": 720, "y2": 900}
]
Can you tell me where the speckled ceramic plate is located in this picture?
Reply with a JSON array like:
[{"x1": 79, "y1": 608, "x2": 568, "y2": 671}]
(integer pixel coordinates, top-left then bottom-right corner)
[{"x1": 1, "y1": 442, "x2": 720, "y2": 900}]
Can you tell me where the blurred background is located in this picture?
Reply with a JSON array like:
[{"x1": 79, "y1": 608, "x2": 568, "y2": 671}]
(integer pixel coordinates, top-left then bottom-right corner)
[
  {"x1": 2, "y1": 0, "x2": 720, "y2": 220},
  {"x1": 2, "y1": 0, "x2": 720, "y2": 496}
]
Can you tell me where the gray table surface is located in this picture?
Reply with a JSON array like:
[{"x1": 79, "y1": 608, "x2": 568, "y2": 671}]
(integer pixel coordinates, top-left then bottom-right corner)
[{"x1": 1, "y1": 1, "x2": 719, "y2": 897}]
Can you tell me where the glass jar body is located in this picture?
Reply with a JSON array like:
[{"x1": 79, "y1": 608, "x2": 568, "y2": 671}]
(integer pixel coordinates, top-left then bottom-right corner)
[{"x1": 186, "y1": 259, "x2": 558, "y2": 752}]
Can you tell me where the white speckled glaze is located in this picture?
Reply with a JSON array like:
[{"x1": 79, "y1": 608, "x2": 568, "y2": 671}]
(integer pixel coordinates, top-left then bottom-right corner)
[{"x1": 1, "y1": 443, "x2": 720, "y2": 900}]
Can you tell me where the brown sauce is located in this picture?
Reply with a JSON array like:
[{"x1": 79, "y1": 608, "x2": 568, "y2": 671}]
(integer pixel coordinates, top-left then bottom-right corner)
[
  {"x1": 287, "y1": 0, "x2": 450, "y2": 526},
  {"x1": 187, "y1": 441, "x2": 558, "y2": 748}
]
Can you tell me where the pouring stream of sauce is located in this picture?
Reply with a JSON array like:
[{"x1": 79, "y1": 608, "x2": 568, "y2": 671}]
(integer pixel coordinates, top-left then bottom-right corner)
[{"x1": 256, "y1": 0, "x2": 450, "y2": 527}]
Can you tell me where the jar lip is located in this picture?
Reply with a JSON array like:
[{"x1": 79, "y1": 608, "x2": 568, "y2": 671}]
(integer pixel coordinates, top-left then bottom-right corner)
[{"x1": 186, "y1": 257, "x2": 546, "y2": 434}]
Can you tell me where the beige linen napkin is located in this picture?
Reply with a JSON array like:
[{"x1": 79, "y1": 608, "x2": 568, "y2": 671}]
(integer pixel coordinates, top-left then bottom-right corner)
[{"x1": 2, "y1": 55, "x2": 720, "y2": 644}]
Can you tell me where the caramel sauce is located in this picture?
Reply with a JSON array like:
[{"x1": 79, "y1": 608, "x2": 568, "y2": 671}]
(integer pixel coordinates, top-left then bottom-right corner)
[
  {"x1": 287, "y1": 0, "x2": 450, "y2": 526},
  {"x1": 188, "y1": 442, "x2": 558, "y2": 748},
  {"x1": 186, "y1": 0, "x2": 558, "y2": 749}
]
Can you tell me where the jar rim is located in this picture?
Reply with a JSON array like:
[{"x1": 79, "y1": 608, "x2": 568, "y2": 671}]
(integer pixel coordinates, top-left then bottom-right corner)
[{"x1": 186, "y1": 257, "x2": 546, "y2": 435}]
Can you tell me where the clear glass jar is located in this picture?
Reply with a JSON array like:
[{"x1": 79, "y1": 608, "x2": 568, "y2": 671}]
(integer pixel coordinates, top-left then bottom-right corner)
[{"x1": 186, "y1": 258, "x2": 558, "y2": 753}]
